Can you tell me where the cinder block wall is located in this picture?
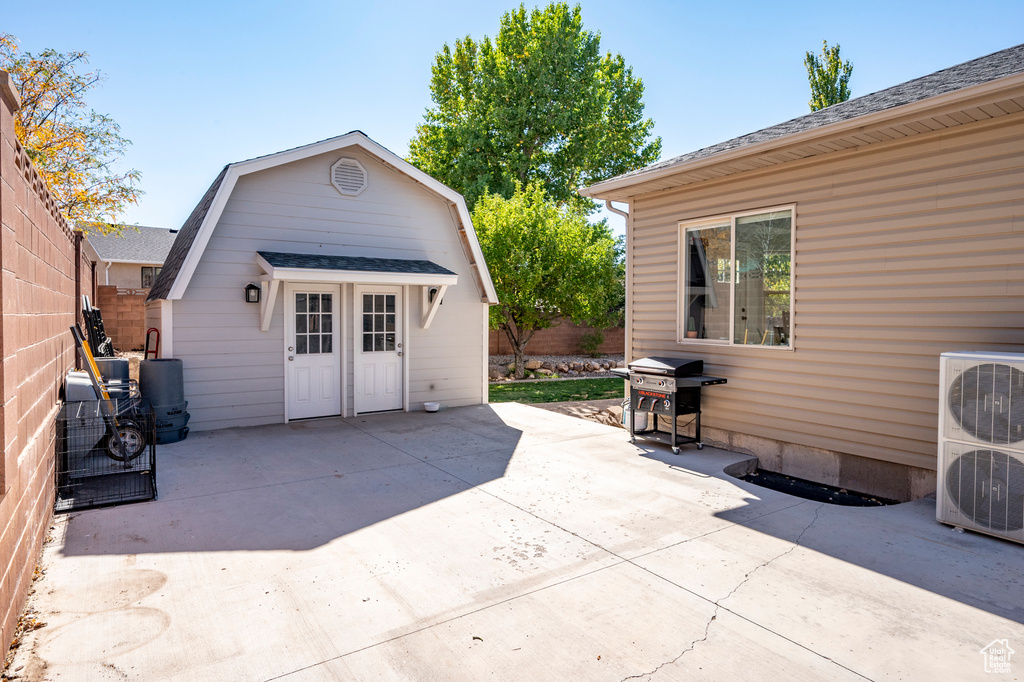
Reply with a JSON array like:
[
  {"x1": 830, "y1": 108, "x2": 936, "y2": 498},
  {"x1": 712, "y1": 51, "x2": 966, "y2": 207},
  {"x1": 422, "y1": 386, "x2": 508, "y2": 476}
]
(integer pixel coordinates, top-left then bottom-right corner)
[
  {"x1": 0, "y1": 72, "x2": 77, "y2": 656},
  {"x1": 96, "y1": 285, "x2": 149, "y2": 351},
  {"x1": 489, "y1": 319, "x2": 624, "y2": 355}
]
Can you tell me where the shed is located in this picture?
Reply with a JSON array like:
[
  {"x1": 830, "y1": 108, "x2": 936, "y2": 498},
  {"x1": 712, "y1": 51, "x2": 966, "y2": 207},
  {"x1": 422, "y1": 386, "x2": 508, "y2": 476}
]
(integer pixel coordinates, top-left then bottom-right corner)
[
  {"x1": 581, "y1": 43, "x2": 1024, "y2": 501},
  {"x1": 146, "y1": 131, "x2": 497, "y2": 431}
]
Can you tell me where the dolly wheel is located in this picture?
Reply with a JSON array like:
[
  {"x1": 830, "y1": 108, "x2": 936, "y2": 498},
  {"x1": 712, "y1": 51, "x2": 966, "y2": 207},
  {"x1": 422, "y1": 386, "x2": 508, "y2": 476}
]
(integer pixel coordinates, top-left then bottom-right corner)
[
  {"x1": 672, "y1": 447, "x2": 680, "y2": 455},
  {"x1": 106, "y1": 420, "x2": 146, "y2": 462},
  {"x1": 696, "y1": 443, "x2": 704, "y2": 450}
]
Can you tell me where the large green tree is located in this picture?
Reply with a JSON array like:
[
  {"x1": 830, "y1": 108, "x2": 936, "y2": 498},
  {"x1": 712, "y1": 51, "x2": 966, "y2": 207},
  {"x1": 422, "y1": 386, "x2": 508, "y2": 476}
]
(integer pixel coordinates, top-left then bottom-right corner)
[
  {"x1": 474, "y1": 183, "x2": 618, "y2": 378},
  {"x1": 409, "y1": 2, "x2": 661, "y2": 211},
  {"x1": 0, "y1": 34, "x2": 141, "y2": 227},
  {"x1": 804, "y1": 40, "x2": 853, "y2": 112}
]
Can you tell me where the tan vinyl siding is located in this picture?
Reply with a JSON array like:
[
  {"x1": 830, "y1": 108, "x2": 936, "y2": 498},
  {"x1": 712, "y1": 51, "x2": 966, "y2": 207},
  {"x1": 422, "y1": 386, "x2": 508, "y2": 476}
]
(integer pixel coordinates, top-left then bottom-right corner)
[
  {"x1": 629, "y1": 113, "x2": 1024, "y2": 472},
  {"x1": 173, "y1": 148, "x2": 486, "y2": 431}
]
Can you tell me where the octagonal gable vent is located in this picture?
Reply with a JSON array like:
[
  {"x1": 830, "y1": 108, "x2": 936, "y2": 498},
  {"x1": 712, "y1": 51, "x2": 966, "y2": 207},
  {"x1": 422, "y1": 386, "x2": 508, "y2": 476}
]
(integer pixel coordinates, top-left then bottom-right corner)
[{"x1": 330, "y1": 157, "x2": 367, "y2": 196}]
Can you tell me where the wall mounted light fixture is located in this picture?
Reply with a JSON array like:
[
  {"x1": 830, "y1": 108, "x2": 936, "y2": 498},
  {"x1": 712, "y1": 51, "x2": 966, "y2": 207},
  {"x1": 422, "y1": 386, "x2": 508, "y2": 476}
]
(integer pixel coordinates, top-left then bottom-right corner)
[{"x1": 245, "y1": 282, "x2": 261, "y2": 303}]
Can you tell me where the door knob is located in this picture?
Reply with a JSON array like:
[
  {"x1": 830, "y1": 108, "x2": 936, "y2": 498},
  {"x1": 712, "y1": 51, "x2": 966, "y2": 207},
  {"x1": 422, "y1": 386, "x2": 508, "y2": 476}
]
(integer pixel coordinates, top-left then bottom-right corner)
[
  {"x1": 397, "y1": 352, "x2": 403, "y2": 357},
  {"x1": 288, "y1": 346, "x2": 294, "y2": 352},
  {"x1": 288, "y1": 356, "x2": 294, "y2": 361}
]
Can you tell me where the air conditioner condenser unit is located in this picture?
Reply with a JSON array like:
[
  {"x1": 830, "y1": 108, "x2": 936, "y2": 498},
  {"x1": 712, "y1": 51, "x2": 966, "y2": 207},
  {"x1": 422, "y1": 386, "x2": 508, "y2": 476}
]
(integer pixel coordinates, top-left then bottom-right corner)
[{"x1": 937, "y1": 351, "x2": 1024, "y2": 544}]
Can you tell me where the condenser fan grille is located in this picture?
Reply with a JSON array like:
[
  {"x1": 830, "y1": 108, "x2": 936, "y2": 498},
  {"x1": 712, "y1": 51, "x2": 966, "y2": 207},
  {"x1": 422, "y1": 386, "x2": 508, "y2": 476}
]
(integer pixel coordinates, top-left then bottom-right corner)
[
  {"x1": 948, "y1": 363, "x2": 1024, "y2": 444},
  {"x1": 946, "y1": 449, "x2": 1024, "y2": 532}
]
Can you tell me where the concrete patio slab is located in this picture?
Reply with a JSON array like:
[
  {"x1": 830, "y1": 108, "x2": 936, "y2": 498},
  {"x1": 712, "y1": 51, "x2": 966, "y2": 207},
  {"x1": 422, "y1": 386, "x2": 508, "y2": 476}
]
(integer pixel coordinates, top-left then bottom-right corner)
[{"x1": 7, "y1": 403, "x2": 1024, "y2": 681}]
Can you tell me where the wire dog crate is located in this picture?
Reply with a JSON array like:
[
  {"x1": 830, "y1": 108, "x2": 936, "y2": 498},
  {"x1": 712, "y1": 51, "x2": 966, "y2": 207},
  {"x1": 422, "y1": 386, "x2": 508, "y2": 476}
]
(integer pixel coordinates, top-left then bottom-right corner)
[{"x1": 56, "y1": 399, "x2": 157, "y2": 512}]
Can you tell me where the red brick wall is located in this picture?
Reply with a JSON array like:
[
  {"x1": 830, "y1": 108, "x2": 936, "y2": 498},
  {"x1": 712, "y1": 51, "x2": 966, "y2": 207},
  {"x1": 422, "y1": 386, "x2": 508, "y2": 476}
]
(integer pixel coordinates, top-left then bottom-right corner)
[
  {"x1": 96, "y1": 285, "x2": 149, "y2": 351},
  {"x1": 0, "y1": 72, "x2": 77, "y2": 657},
  {"x1": 489, "y1": 319, "x2": 624, "y2": 355}
]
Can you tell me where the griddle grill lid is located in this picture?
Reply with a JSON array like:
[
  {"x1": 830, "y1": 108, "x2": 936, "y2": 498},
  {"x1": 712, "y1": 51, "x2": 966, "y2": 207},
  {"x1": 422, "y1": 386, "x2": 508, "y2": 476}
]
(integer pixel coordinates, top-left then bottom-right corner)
[{"x1": 627, "y1": 356, "x2": 704, "y2": 377}]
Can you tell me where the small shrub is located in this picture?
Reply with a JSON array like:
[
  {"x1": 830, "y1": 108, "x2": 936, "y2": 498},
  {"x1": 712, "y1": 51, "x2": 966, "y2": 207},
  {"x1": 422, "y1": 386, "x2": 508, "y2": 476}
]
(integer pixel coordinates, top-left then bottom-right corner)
[{"x1": 579, "y1": 330, "x2": 604, "y2": 357}]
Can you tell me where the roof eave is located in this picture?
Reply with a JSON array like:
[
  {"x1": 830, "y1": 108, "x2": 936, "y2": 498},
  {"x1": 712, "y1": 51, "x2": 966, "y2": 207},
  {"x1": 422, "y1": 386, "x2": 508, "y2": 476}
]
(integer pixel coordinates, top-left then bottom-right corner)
[{"x1": 581, "y1": 71, "x2": 1024, "y2": 201}]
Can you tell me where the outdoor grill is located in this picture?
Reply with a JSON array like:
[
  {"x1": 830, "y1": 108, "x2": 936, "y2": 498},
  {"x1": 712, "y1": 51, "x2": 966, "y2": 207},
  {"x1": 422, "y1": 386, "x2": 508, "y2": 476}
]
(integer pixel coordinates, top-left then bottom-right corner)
[{"x1": 613, "y1": 356, "x2": 727, "y2": 454}]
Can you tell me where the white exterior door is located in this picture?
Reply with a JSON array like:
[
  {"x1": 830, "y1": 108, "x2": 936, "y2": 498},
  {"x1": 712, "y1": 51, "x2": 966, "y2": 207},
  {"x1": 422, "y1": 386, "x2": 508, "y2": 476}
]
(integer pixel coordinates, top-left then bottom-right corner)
[
  {"x1": 354, "y1": 285, "x2": 403, "y2": 413},
  {"x1": 285, "y1": 283, "x2": 341, "y2": 420}
]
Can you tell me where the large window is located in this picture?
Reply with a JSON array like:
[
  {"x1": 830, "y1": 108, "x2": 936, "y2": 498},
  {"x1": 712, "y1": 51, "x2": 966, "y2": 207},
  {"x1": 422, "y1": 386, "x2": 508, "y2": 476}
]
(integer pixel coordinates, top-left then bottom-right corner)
[{"x1": 680, "y1": 207, "x2": 793, "y2": 348}]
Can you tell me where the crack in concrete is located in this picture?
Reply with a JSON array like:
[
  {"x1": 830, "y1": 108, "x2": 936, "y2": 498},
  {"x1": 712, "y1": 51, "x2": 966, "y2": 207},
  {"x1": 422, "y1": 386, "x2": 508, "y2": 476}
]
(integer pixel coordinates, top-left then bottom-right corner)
[
  {"x1": 716, "y1": 502, "x2": 824, "y2": 607},
  {"x1": 619, "y1": 503, "x2": 825, "y2": 682},
  {"x1": 620, "y1": 609, "x2": 718, "y2": 681}
]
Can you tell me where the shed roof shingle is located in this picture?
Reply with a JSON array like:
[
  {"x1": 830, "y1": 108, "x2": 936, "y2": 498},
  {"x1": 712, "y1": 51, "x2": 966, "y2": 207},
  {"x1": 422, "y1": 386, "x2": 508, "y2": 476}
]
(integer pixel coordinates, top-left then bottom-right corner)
[
  {"x1": 258, "y1": 251, "x2": 457, "y2": 276},
  {"x1": 147, "y1": 167, "x2": 228, "y2": 301}
]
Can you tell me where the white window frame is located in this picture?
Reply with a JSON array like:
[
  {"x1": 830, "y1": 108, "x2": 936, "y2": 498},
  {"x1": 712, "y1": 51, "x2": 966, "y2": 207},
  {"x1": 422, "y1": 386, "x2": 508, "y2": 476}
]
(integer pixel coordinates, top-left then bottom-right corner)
[{"x1": 677, "y1": 204, "x2": 795, "y2": 350}]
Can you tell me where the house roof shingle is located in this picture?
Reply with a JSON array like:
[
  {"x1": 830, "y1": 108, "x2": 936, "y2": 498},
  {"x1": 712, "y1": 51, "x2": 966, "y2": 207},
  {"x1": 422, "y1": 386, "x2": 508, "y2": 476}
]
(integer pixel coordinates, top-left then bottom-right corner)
[
  {"x1": 85, "y1": 225, "x2": 178, "y2": 264},
  {"x1": 586, "y1": 42, "x2": 1024, "y2": 194},
  {"x1": 257, "y1": 251, "x2": 457, "y2": 276}
]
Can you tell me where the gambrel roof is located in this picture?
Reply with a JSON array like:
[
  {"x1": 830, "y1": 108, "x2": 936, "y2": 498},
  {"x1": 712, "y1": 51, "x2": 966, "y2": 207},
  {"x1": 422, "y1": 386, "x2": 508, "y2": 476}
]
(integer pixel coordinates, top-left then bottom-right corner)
[{"x1": 148, "y1": 132, "x2": 497, "y2": 304}]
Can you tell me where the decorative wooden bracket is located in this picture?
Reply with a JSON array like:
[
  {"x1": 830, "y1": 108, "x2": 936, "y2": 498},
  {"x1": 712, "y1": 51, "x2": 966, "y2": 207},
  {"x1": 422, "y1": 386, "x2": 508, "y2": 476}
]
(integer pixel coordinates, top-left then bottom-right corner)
[
  {"x1": 260, "y1": 277, "x2": 280, "y2": 332},
  {"x1": 421, "y1": 284, "x2": 447, "y2": 329}
]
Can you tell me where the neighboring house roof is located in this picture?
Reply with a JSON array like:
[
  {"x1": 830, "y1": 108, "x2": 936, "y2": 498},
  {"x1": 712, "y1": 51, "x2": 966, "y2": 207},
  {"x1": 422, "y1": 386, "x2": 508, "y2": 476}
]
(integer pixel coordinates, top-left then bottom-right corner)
[
  {"x1": 583, "y1": 43, "x2": 1024, "y2": 201},
  {"x1": 85, "y1": 225, "x2": 178, "y2": 264},
  {"x1": 148, "y1": 132, "x2": 498, "y2": 304},
  {"x1": 257, "y1": 251, "x2": 457, "y2": 276}
]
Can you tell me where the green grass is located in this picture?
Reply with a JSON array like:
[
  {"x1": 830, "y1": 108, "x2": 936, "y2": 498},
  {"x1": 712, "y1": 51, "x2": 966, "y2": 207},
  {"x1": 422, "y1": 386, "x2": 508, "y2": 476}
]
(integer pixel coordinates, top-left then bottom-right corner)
[{"x1": 489, "y1": 377, "x2": 624, "y2": 404}]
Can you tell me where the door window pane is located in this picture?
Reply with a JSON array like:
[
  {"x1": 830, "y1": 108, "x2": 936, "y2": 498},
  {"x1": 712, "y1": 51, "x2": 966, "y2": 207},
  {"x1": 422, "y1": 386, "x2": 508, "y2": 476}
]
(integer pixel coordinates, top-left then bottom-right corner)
[
  {"x1": 362, "y1": 293, "x2": 399, "y2": 353},
  {"x1": 684, "y1": 225, "x2": 731, "y2": 341},
  {"x1": 296, "y1": 293, "x2": 333, "y2": 355}
]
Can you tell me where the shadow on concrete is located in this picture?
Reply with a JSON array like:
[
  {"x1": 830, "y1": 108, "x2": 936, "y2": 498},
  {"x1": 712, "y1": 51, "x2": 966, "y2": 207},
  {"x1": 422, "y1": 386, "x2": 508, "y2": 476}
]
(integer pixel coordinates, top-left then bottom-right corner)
[
  {"x1": 633, "y1": 439, "x2": 1024, "y2": 625},
  {"x1": 59, "y1": 404, "x2": 521, "y2": 556}
]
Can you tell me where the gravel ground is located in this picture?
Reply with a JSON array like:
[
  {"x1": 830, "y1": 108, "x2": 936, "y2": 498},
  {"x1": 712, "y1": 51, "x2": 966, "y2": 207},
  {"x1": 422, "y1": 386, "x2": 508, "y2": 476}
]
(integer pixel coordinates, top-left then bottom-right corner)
[{"x1": 489, "y1": 353, "x2": 625, "y2": 381}]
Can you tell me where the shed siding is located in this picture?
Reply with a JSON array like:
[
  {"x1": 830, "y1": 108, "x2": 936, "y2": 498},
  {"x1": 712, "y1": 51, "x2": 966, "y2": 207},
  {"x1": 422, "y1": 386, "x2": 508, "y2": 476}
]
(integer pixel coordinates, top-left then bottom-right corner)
[
  {"x1": 172, "y1": 148, "x2": 486, "y2": 431},
  {"x1": 629, "y1": 114, "x2": 1024, "y2": 472}
]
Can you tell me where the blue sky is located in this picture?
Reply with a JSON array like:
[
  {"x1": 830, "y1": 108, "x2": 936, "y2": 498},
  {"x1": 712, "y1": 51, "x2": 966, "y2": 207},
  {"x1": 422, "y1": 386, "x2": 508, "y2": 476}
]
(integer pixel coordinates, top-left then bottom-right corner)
[{"x1": 5, "y1": 1, "x2": 1023, "y2": 235}]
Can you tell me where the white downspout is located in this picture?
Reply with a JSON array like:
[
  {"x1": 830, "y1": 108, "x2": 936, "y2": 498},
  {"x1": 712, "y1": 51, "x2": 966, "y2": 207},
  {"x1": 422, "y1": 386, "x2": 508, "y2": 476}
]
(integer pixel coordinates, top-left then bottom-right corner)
[
  {"x1": 605, "y1": 200, "x2": 632, "y2": 365},
  {"x1": 105, "y1": 261, "x2": 112, "y2": 285}
]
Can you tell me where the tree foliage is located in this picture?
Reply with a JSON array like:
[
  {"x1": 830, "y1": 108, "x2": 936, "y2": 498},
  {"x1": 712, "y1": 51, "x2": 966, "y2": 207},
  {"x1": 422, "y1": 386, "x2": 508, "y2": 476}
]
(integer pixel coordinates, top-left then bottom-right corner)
[
  {"x1": 804, "y1": 40, "x2": 853, "y2": 112},
  {"x1": 0, "y1": 34, "x2": 141, "y2": 227},
  {"x1": 409, "y1": 2, "x2": 661, "y2": 211},
  {"x1": 474, "y1": 183, "x2": 619, "y2": 377}
]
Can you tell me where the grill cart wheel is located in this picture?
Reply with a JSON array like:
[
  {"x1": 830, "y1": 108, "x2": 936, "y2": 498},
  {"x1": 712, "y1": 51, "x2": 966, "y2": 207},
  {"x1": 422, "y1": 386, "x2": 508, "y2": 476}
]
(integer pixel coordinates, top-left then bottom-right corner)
[{"x1": 105, "y1": 419, "x2": 146, "y2": 462}]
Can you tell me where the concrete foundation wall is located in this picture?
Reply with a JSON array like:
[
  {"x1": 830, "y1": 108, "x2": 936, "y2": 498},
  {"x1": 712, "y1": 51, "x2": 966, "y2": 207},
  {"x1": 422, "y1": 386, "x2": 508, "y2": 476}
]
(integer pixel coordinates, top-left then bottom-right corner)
[
  {"x1": 690, "y1": 424, "x2": 936, "y2": 502},
  {"x1": 0, "y1": 71, "x2": 77, "y2": 658}
]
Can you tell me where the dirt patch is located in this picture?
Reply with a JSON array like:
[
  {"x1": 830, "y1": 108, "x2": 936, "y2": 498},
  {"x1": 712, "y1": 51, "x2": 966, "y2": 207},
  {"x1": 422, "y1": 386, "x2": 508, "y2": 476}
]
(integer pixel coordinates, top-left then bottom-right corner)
[{"x1": 532, "y1": 398, "x2": 624, "y2": 428}]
